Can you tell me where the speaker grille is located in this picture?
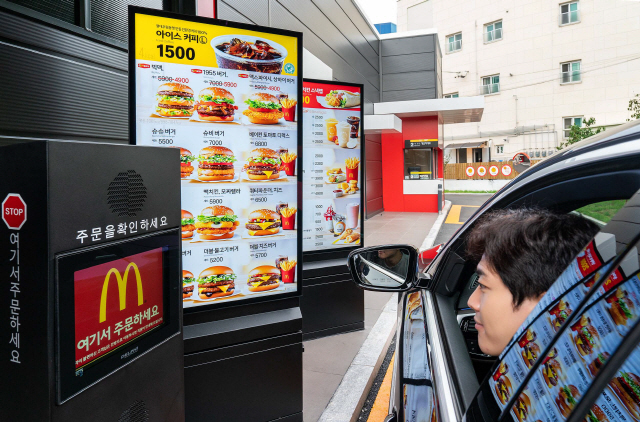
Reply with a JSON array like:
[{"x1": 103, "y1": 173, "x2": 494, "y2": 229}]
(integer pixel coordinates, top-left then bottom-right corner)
[
  {"x1": 107, "y1": 170, "x2": 147, "y2": 217},
  {"x1": 118, "y1": 400, "x2": 149, "y2": 422}
]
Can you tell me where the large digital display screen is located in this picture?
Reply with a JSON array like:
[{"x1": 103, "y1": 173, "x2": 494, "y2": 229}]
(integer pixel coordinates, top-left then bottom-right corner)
[
  {"x1": 74, "y1": 248, "x2": 165, "y2": 369},
  {"x1": 302, "y1": 80, "x2": 363, "y2": 253},
  {"x1": 130, "y1": 8, "x2": 302, "y2": 309}
]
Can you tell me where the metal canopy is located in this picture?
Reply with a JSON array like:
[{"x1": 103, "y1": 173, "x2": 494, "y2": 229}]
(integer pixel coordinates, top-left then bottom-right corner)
[
  {"x1": 373, "y1": 96, "x2": 485, "y2": 124},
  {"x1": 445, "y1": 141, "x2": 486, "y2": 149}
]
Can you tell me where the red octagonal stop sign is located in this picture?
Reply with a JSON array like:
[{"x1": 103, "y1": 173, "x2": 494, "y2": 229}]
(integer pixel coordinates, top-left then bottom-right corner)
[{"x1": 2, "y1": 194, "x2": 27, "y2": 230}]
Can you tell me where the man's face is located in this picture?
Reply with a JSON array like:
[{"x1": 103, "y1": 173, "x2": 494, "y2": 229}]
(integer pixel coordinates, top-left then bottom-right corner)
[
  {"x1": 467, "y1": 257, "x2": 543, "y2": 356},
  {"x1": 378, "y1": 249, "x2": 398, "y2": 259}
]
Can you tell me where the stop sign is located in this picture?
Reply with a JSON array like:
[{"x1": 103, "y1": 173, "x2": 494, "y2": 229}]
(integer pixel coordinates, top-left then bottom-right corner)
[{"x1": 2, "y1": 194, "x2": 27, "y2": 230}]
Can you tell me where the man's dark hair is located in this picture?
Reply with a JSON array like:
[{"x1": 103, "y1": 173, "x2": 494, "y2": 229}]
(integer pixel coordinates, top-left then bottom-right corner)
[{"x1": 466, "y1": 208, "x2": 600, "y2": 308}]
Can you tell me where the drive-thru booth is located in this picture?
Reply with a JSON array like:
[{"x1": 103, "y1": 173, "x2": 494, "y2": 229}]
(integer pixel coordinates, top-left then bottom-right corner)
[{"x1": 0, "y1": 141, "x2": 183, "y2": 421}]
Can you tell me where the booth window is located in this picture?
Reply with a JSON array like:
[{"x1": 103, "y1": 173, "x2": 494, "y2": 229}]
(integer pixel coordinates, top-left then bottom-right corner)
[{"x1": 404, "y1": 149, "x2": 435, "y2": 180}]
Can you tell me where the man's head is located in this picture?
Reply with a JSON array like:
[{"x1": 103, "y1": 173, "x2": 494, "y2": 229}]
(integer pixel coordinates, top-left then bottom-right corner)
[
  {"x1": 466, "y1": 209, "x2": 599, "y2": 355},
  {"x1": 378, "y1": 249, "x2": 401, "y2": 260}
]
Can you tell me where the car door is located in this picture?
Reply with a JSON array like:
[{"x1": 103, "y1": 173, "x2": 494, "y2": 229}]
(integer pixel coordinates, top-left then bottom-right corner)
[
  {"x1": 465, "y1": 191, "x2": 640, "y2": 422},
  {"x1": 384, "y1": 123, "x2": 640, "y2": 422}
]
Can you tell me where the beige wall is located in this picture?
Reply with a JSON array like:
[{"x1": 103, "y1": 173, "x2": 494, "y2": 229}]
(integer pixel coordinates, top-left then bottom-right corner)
[{"x1": 398, "y1": 0, "x2": 640, "y2": 163}]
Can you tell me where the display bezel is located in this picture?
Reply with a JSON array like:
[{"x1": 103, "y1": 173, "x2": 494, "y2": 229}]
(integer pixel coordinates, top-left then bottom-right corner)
[
  {"x1": 127, "y1": 6, "x2": 304, "y2": 312},
  {"x1": 55, "y1": 230, "x2": 181, "y2": 403},
  {"x1": 302, "y1": 78, "x2": 365, "y2": 262}
]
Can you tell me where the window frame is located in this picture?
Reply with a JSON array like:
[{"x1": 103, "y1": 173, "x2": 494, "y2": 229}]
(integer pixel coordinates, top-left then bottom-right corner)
[
  {"x1": 563, "y1": 116, "x2": 584, "y2": 138},
  {"x1": 446, "y1": 32, "x2": 462, "y2": 53},
  {"x1": 404, "y1": 148, "x2": 436, "y2": 180},
  {"x1": 559, "y1": 1, "x2": 580, "y2": 25},
  {"x1": 481, "y1": 74, "x2": 500, "y2": 95},
  {"x1": 484, "y1": 20, "x2": 503, "y2": 43},
  {"x1": 496, "y1": 145, "x2": 504, "y2": 154},
  {"x1": 561, "y1": 60, "x2": 582, "y2": 84},
  {"x1": 444, "y1": 93, "x2": 459, "y2": 98}
]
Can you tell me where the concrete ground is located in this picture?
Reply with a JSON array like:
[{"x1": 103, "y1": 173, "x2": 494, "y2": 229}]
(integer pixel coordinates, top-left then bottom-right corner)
[{"x1": 302, "y1": 211, "x2": 439, "y2": 422}]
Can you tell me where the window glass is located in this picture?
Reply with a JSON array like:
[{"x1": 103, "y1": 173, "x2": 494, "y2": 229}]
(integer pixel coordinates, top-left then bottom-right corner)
[
  {"x1": 474, "y1": 189, "x2": 640, "y2": 421},
  {"x1": 404, "y1": 149, "x2": 433, "y2": 180},
  {"x1": 8, "y1": 0, "x2": 76, "y2": 24},
  {"x1": 575, "y1": 201, "x2": 628, "y2": 224}
]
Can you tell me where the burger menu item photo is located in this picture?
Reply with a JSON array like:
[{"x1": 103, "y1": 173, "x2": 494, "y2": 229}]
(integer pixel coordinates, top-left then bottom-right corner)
[
  {"x1": 302, "y1": 80, "x2": 363, "y2": 254},
  {"x1": 131, "y1": 8, "x2": 302, "y2": 309}
]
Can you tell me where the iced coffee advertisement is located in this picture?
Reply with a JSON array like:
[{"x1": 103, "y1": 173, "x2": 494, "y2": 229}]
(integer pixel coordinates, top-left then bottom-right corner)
[
  {"x1": 302, "y1": 80, "x2": 363, "y2": 252},
  {"x1": 130, "y1": 8, "x2": 302, "y2": 308}
]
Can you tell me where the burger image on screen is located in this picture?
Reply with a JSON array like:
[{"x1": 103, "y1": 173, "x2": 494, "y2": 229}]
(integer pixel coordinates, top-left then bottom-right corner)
[
  {"x1": 242, "y1": 92, "x2": 283, "y2": 124},
  {"x1": 542, "y1": 354, "x2": 563, "y2": 388},
  {"x1": 181, "y1": 209, "x2": 195, "y2": 239},
  {"x1": 588, "y1": 352, "x2": 610, "y2": 377},
  {"x1": 571, "y1": 314, "x2": 599, "y2": 357},
  {"x1": 247, "y1": 265, "x2": 281, "y2": 292},
  {"x1": 155, "y1": 83, "x2": 195, "y2": 117},
  {"x1": 182, "y1": 270, "x2": 195, "y2": 299},
  {"x1": 180, "y1": 148, "x2": 196, "y2": 178},
  {"x1": 512, "y1": 393, "x2": 531, "y2": 422},
  {"x1": 197, "y1": 146, "x2": 236, "y2": 181},
  {"x1": 495, "y1": 375, "x2": 512, "y2": 405},
  {"x1": 605, "y1": 287, "x2": 636, "y2": 326},
  {"x1": 610, "y1": 372, "x2": 640, "y2": 420},
  {"x1": 246, "y1": 209, "x2": 281, "y2": 236},
  {"x1": 196, "y1": 87, "x2": 238, "y2": 121},
  {"x1": 555, "y1": 385, "x2": 581, "y2": 418},
  {"x1": 243, "y1": 148, "x2": 282, "y2": 180},
  {"x1": 195, "y1": 206, "x2": 239, "y2": 240},
  {"x1": 584, "y1": 405, "x2": 609, "y2": 422},
  {"x1": 197, "y1": 266, "x2": 236, "y2": 299}
]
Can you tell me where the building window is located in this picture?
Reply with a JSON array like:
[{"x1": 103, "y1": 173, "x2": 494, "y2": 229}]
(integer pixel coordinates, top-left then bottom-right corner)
[
  {"x1": 484, "y1": 20, "x2": 503, "y2": 43},
  {"x1": 496, "y1": 145, "x2": 504, "y2": 154},
  {"x1": 447, "y1": 33, "x2": 462, "y2": 53},
  {"x1": 561, "y1": 60, "x2": 581, "y2": 83},
  {"x1": 444, "y1": 93, "x2": 459, "y2": 98},
  {"x1": 563, "y1": 116, "x2": 583, "y2": 138},
  {"x1": 481, "y1": 75, "x2": 500, "y2": 95},
  {"x1": 560, "y1": 1, "x2": 579, "y2": 25},
  {"x1": 404, "y1": 149, "x2": 434, "y2": 180}
]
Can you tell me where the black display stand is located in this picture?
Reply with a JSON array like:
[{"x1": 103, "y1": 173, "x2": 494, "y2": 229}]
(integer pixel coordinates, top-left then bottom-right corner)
[
  {"x1": 183, "y1": 298, "x2": 303, "y2": 422},
  {"x1": 301, "y1": 259, "x2": 365, "y2": 340}
]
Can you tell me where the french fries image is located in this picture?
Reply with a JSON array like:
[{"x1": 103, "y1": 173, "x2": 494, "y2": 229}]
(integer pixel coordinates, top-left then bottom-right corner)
[
  {"x1": 280, "y1": 259, "x2": 297, "y2": 271},
  {"x1": 280, "y1": 207, "x2": 297, "y2": 218},
  {"x1": 345, "y1": 158, "x2": 360, "y2": 169},
  {"x1": 280, "y1": 152, "x2": 297, "y2": 163},
  {"x1": 280, "y1": 98, "x2": 297, "y2": 108}
]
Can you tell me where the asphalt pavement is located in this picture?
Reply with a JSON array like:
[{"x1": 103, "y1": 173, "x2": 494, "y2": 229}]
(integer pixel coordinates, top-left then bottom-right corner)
[{"x1": 434, "y1": 194, "x2": 493, "y2": 246}]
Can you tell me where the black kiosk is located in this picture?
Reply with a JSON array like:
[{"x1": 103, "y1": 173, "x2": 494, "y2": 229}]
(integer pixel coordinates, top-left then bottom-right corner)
[{"x1": 0, "y1": 141, "x2": 183, "y2": 421}]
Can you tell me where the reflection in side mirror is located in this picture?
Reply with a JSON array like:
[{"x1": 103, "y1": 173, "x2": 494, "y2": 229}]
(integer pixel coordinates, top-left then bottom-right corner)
[{"x1": 348, "y1": 245, "x2": 419, "y2": 292}]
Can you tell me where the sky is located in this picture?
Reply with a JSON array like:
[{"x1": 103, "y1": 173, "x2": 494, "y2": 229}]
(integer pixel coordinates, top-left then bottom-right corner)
[{"x1": 355, "y1": 0, "x2": 397, "y2": 25}]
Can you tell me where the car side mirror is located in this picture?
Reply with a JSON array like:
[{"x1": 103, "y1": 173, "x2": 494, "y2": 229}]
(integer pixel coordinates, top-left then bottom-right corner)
[{"x1": 347, "y1": 244, "x2": 419, "y2": 292}]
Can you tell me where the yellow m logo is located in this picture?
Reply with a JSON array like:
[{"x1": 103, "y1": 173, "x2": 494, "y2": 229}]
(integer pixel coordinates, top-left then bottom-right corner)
[{"x1": 99, "y1": 262, "x2": 144, "y2": 323}]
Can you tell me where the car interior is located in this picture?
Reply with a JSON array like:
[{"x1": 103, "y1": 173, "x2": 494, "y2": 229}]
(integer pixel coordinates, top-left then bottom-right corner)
[{"x1": 426, "y1": 167, "x2": 640, "y2": 411}]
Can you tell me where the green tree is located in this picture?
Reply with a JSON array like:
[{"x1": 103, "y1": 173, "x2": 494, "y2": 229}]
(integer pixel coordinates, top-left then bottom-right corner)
[
  {"x1": 628, "y1": 94, "x2": 640, "y2": 121},
  {"x1": 557, "y1": 117, "x2": 604, "y2": 150}
]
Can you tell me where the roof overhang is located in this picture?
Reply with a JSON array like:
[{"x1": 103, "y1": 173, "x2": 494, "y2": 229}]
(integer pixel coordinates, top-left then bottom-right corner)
[
  {"x1": 373, "y1": 96, "x2": 484, "y2": 124},
  {"x1": 445, "y1": 141, "x2": 486, "y2": 149},
  {"x1": 364, "y1": 114, "x2": 402, "y2": 134}
]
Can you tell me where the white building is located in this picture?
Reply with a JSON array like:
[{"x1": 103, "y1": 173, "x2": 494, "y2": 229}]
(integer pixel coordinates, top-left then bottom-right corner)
[{"x1": 397, "y1": 0, "x2": 640, "y2": 163}]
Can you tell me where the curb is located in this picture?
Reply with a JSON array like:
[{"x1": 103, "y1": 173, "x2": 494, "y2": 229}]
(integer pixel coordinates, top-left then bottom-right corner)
[
  {"x1": 419, "y1": 200, "x2": 452, "y2": 252},
  {"x1": 318, "y1": 296, "x2": 397, "y2": 422}
]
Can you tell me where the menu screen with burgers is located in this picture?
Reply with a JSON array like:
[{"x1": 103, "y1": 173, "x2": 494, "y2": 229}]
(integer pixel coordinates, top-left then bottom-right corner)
[
  {"x1": 301, "y1": 80, "x2": 363, "y2": 253},
  {"x1": 131, "y1": 9, "x2": 302, "y2": 309}
]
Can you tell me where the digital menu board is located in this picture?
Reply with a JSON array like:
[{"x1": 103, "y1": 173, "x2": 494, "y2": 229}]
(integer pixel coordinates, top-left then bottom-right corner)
[
  {"x1": 302, "y1": 79, "x2": 364, "y2": 253},
  {"x1": 130, "y1": 7, "x2": 302, "y2": 309}
]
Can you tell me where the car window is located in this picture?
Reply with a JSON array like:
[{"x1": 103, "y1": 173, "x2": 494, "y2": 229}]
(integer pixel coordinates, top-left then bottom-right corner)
[
  {"x1": 468, "y1": 189, "x2": 640, "y2": 421},
  {"x1": 574, "y1": 200, "x2": 628, "y2": 225}
]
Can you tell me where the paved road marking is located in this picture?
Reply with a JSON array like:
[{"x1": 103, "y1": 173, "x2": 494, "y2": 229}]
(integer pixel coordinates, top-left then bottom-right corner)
[
  {"x1": 444, "y1": 205, "x2": 480, "y2": 225},
  {"x1": 367, "y1": 353, "x2": 395, "y2": 422}
]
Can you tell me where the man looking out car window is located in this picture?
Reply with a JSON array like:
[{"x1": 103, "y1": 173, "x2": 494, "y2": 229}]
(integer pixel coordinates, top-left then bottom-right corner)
[{"x1": 466, "y1": 209, "x2": 599, "y2": 356}]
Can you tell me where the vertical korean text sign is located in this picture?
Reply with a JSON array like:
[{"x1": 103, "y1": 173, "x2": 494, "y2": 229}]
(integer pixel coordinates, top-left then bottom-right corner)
[
  {"x1": 129, "y1": 6, "x2": 303, "y2": 310},
  {"x1": 301, "y1": 80, "x2": 364, "y2": 254}
]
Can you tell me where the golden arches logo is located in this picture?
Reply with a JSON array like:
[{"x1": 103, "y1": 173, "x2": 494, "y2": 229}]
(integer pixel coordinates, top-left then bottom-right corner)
[{"x1": 99, "y1": 262, "x2": 144, "y2": 323}]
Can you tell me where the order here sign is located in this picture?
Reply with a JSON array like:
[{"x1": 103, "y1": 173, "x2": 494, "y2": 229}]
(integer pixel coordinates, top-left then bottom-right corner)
[{"x1": 2, "y1": 194, "x2": 27, "y2": 230}]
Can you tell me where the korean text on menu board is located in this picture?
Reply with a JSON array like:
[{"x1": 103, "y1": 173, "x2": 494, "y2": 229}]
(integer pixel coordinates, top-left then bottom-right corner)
[
  {"x1": 132, "y1": 10, "x2": 300, "y2": 309},
  {"x1": 301, "y1": 81, "x2": 363, "y2": 252}
]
